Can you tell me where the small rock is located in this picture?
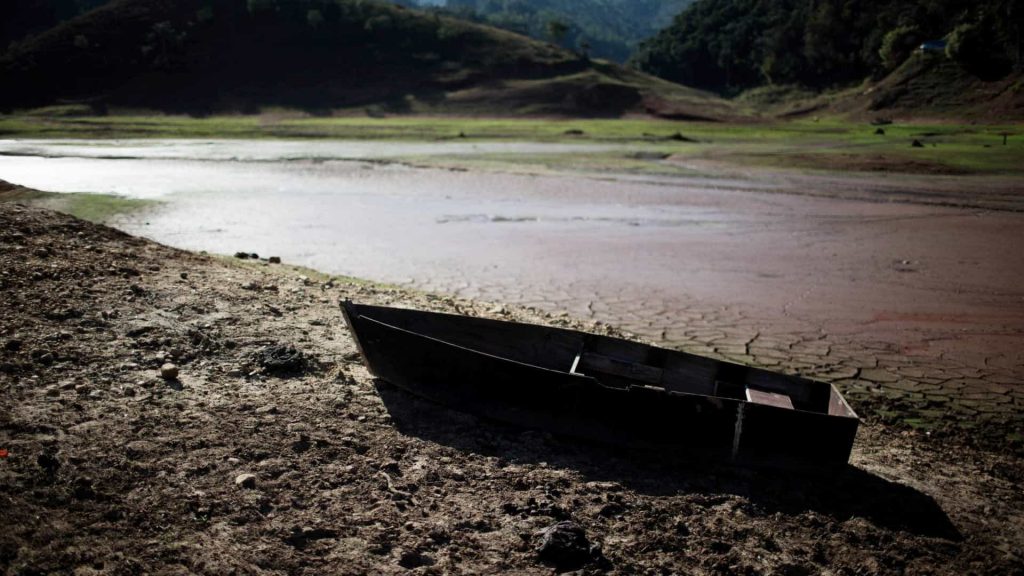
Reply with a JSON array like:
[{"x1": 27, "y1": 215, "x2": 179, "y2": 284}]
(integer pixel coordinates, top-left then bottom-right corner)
[
  {"x1": 250, "y1": 343, "x2": 311, "y2": 376},
  {"x1": 536, "y1": 521, "x2": 592, "y2": 571},
  {"x1": 911, "y1": 139, "x2": 925, "y2": 148},
  {"x1": 160, "y1": 363, "x2": 179, "y2": 380},
  {"x1": 398, "y1": 550, "x2": 434, "y2": 569},
  {"x1": 74, "y1": 383, "x2": 91, "y2": 395},
  {"x1": 129, "y1": 284, "x2": 145, "y2": 295},
  {"x1": 180, "y1": 272, "x2": 189, "y2": 279},
  {"x1": 234, "y1": 252, "x2": 250, "y2": 259},
  {"x1": 4, "y1": 339, "x2": 22, "y2": 352},
  {"x1": 268, "y1": 256, "x2": 281, "y2": 264},
  {"x1": 250, "y1": 253, "x2": 259, "y2": 260},
  {"x1": 285, "y1": 526, "x2": 339, "y2": 550},
  {"x1": 37, "y1": 452, "x2": 60, "y2": 474},
  {"x1": 235, "y1": 473, "x2": 257, "y2": 489},
  {"x1": 874, "y1": 127, "x2": 885, "y2": 135},
  {"x1": 72, "y1": 477, "x2": 96, "y2": 500}
]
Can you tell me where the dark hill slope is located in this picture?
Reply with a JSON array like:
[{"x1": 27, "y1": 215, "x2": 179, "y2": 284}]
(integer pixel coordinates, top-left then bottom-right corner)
[
  {"x1": 631, "y1": 0, "x2": 1023, "y2": 118},
  {"x1": 835, "y1": 52, "x2": 1024, "y2": 121},
  {"x1": 0, "y1": 0, "x2": 734, "y2": 118}
]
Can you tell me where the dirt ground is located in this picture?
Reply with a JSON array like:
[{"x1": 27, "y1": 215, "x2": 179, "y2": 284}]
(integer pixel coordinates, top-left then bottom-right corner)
[{"x1": 1, "y1": 199, "x2": 1022, "y2": 575}]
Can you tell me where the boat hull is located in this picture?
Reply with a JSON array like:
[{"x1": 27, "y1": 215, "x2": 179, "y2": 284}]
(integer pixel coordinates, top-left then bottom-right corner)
[{"x1": 342, "y1": 302, "x2": 859, "y2": 464}]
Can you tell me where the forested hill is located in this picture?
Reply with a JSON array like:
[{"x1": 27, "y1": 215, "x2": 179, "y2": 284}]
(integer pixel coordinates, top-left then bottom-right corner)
[
  {"x1": 631, "y1": 0, "x2": 1023, "y2": 96},
  {"x1": 1, "y1": 0, "x2": 109, "y2": 52},
  {"x1": 408, "y1": 0, "x2": 694, "y2": 63},
  {"x1": 0, "y1": 0, "x2": 734, "y2": 118}
]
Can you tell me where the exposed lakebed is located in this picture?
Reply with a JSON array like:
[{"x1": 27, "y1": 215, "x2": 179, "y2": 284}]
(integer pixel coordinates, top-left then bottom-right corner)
[{"x1": 2, "y1": 138, "x2": 1022, "y2": 428}]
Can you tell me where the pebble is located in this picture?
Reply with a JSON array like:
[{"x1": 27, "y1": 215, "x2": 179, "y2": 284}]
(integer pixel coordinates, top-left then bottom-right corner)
[
  {"x1": 160, "y1": 363, "x2": 179, "y2": 380},
  {"x1": 235, "y1": 473, "x2": 257, "y2": 489}
]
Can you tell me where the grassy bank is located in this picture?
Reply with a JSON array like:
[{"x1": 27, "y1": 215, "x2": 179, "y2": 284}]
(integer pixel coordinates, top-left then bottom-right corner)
[
  {"x1": 0, "y1": 184, "x2": 155, "y2": 223},
  {"x1": 1, "y1": 112, "x2": 1022, "y2": 176}
]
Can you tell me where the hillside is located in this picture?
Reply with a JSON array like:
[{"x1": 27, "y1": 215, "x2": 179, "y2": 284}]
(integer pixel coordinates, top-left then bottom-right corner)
[
  {"x1": 0, "y1": 0, "x2": 733, "y2": 119},
  {"x1": 422, "y1": 0, "x2": 694, "y2": 63},
  {"x1": 631, "y1": 0, "x2": 1023, "y2": 117},
  {"x1": 835, "y1": 51, "x2": 1024, "y2": 121},
  {"x1": 0, "y1": 0, "x2": 109, "y2": 52}
]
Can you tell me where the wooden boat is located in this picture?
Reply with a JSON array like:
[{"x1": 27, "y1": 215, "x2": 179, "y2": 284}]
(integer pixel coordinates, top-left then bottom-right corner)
[{"x1": 341, "y1": 301, "x2": 859, "y2": 464}]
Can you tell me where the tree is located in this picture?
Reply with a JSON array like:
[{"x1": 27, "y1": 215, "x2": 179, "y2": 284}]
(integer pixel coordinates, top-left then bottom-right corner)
[
  {"x1": 306, "y1": 8, "x2": 324, "y2": 29},
  {"x1": 947, "y1": 20, "x2": 1012, "y2": 80},
  {"x1": 879, "y1": 25, "x2": 920, "y2": 71},
  {"x1": 545, "y1": 18, "x2": 569, "y2": 45}
]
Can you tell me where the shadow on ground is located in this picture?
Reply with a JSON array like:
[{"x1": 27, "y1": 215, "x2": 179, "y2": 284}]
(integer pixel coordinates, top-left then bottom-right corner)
[{"x1": 375, "y1": 380, "x2": 961, "y2": 541}]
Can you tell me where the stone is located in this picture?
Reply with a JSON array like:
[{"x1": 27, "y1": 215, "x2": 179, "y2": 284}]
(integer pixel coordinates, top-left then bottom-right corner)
[
  {"x1": 536, "y1": 521, "x2": 591, "y2": 570},
  {"x1": 268, "y1": 256, "x2": 281, "y2": 264},
  {"x1": 235, "y1": 473, "x2": 257, "y2": 489},
  {"x1": 398, "y1": 550, "x2": 434, "y2": 569},
  {"x1": 160, "y1": 363, "x2": 179, "y2": 380},
  {"x1": 251, "y1": 343, "x2": 310, "y2": 376}
]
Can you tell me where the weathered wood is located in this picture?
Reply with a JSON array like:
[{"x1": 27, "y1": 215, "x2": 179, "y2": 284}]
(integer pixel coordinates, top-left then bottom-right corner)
[{"x1": 341, "y1": 301, "x2": 859, "y2": 464}]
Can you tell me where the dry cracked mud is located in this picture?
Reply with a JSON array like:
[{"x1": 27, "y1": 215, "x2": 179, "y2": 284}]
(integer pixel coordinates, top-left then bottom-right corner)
[{"x1": 1, "y1": 199, "x2": 1022, "y2": 575}]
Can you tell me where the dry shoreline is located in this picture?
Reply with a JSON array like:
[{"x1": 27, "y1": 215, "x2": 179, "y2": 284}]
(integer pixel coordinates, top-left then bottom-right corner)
[{"x1": 1, "y1": 199, "x2": 1022, "y2": 574}]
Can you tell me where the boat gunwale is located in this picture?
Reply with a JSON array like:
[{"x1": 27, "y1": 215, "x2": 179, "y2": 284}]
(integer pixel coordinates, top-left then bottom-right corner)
[{"x1": 342, "y1": 301, "x2": 860, "y2": 422}]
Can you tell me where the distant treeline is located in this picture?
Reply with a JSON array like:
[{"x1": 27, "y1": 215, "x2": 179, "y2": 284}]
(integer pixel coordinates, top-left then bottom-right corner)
[
  {"x1": 631, "y1": 0, "x2": 1024, "y2": 95},
  {"x1": 401, "y1": 0, "x2": 693, "y2": 62},
  {"x1": 1, "y1": 0, "x2": 109, "y2": 51},
  {"x1": 0, "y1": 0, "x2": 587, "y2": 112}
]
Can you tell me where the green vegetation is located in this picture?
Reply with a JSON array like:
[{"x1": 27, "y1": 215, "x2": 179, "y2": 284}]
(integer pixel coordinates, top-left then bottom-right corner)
[
  {"x1": 632, "y1": 0, "x2": 1023, "y2": 95},
  {"x1": 2, "y1": 112, "x2": 1021, "y2": 177},
  {"x1": 418, "y1": 0, "x2": 692, "y2": 62},
  {"x1": 1, "y1": 0, "x2": 109, "y2": 52},
  {"x1": 0, "y1": 0, "x2": 728, "y2": 119},
  {"x1": 0, "y1": 186, "x2": 155, "y2": 223}
]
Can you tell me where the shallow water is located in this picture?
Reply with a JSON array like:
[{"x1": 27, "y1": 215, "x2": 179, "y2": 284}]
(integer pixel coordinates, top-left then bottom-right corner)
[{"x1": 2, "y1": 139, "x2": 1023, "y2": 377}]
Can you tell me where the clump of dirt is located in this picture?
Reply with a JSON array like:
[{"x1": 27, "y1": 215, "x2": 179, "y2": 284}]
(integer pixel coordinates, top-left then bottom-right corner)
[
  {"x1": 249, "y1": 343, "x2": 315, "y2": 376},
  {"x1": 0, "y1": 199, "x2": 1022, "y2": 574}
]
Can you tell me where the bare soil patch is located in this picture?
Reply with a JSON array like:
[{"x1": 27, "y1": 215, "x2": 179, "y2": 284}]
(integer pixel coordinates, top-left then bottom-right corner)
[{"x1": 1, "y1": 200, "x2": 1021, "y2": 574}]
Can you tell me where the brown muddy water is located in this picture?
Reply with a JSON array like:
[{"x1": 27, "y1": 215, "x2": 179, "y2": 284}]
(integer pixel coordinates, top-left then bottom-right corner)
[{"x1": 2, "y1": 139, "x2": 1023, "y2": 386}]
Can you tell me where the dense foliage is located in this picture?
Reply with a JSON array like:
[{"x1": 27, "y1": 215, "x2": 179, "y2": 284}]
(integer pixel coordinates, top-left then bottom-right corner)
[
  {"x1": 631, "y1": 0, "x2": 1024, "y2": 95},
  {"x1": 404, "y1": 0, "x2": 693, "y2": 62},
  {"x1": 1, "y1": 0, "x2": 109, "y2": 51},
  {"x1": 0, "y1": 0, "x2": 585, "y2": 111}
]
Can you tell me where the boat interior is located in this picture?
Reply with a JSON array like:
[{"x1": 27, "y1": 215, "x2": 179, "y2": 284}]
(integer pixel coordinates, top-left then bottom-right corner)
[{"x1": 346, "y1": 302, "x2": 858, "y2": 419}]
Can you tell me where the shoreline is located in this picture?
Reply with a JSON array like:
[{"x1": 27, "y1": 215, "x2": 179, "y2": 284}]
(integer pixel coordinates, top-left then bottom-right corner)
[
  {"x1": 3, "y1": 176, "x2": 1023, "y2": 447},
  {"x1": 2, "y1": 114, "x2": 1023, "y2": 179},
  {"x1": 1, "y1": 199, "x2": 1022, "y2": 573}
]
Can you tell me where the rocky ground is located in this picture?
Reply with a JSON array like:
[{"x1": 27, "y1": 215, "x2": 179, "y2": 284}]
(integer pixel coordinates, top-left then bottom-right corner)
[{"x1": 1, "y1": 200, "x2": 1022, "y2": 575}]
